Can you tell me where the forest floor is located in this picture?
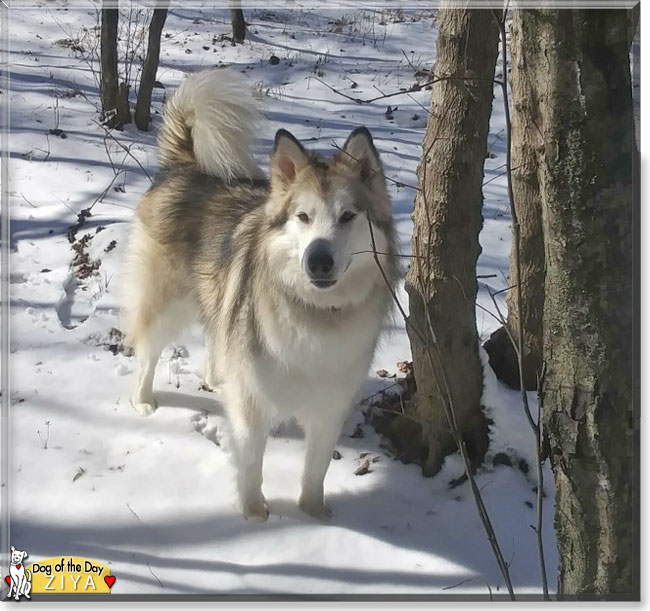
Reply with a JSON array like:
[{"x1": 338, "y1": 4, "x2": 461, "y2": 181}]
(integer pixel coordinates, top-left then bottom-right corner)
[{"x1": 5, "y1": 4, "x2": 557, "y2": 596}]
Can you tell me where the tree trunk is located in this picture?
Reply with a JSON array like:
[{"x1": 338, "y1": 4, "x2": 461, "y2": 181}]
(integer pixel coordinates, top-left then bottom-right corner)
[
  {"x1": 483, "y1": 10, "x2": 546, "y2": 392},
  {"x1": 100, "y1": 4, "x2": 130, "y2": 129},
  {"x1": 520, "y1": 9, "x2": 636, "y2": 598},
  {"x1": 231, "y1": 5, "x2": 246, "y2": 44},
  {"x1": 402, "y1": 9, "x2": 499, "y2": 476},
  {"x1": 135, "y1": 1, "x2": 169, "y2": 131},
  {"x1": 100, "y1": 6, "x2": 120, "y2": 128},
  {"x1": 627, "y1": 3, "x2": 640, "y2": 50}
]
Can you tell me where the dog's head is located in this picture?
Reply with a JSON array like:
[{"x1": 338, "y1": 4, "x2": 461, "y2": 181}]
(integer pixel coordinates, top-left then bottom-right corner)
[
  {"x1": 265, "y1": 127, "x2": 394, "y2": 308},
  {"x1": 10, "y1": 546, "x2": 28, "y2": 565}
]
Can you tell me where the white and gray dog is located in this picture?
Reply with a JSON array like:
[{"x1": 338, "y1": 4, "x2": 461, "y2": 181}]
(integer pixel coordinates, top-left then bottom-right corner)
[{"x1": 122, "y1": 69, "x2": 398, "y2": 521}]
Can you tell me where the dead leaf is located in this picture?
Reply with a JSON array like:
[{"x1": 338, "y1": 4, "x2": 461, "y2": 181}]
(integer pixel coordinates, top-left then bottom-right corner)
[
  {"x1": 354, "y1": 459, "x2": 372, "y2": 476},
  {"x1": 349, "y1": 424, "x2": 364, "y2": 439},
  {"x1": 397, "y1": 361, "x2": 412, "y2": 374}
]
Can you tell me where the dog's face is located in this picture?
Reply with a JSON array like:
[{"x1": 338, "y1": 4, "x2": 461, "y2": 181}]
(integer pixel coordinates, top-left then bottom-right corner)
[
  {"x1": 265, "y1": 127, "x2": 392, "y2": 308},
  {"x1": 10, "y1": 546, "x2": 27, "y2": 566}
]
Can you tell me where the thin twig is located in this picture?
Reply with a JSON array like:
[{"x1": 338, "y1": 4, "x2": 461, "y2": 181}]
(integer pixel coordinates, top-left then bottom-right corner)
[
  {"x1": 332, "y1": 141, "x2": 419, "y2": 191},
  {"x1": 351, "y1": 250, "x2": 423, "y2": 259},
  {"x1": 309, "y1": 74, "x2": 502, "y2": 105},
  {"x1": 92, "y1": 119, "x2": 153, "y2": 182},
  {"x1": 491, "y1": 8, "x2": 549, "y2": 599},
  {"x1": 369, "y1": 216, "x2": 516, "y2": 599},
  {"x1": 147, "y1": 562, "x2": 164, "y2": 588}
]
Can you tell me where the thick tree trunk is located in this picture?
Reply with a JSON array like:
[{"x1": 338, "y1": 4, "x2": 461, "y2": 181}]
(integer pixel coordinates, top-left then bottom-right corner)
[
  {"x1": 483, "y1": 11, "x2": 545, "y2": 391},
  {"x1": 627, "y1": 3, "x2": 640, "y2": 50},
  {"x1": 100, "y1": 5, "x2": 130, "y2": 129},
  {"x1": 520, "y1": 9, "x2": 637, "y2": 598},
  {"x1": 402, "y1": 9, "x2": 499, "y2": 476},
  {"x1": 231, "y1": 5, "x2": 246, "y2": 44},
  {"x1": 134, "y1": 2, "x2": 169, "y2": 131}
]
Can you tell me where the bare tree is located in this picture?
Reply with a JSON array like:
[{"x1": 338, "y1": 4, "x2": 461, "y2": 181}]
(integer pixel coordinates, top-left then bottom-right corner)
[
  {"x1": 100, "y1": 3, "x2": 130, "y2": 129},
  {"x1": 231, "y1": 2, "x2": 246, "y2": 44},
  {"x1": 400, "y1": 9, "x2": 499, "y2": 476},
  {"x1": 134, "y1": 1, "x2": 169, "y2": 131},
  {"x1": 510, "y1": 8, "x2": 636, "y2": 598}
]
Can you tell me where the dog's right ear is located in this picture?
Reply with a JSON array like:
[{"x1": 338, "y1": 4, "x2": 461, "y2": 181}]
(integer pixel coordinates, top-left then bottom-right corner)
[{"x1": 271, "y1": 130, "x2": 308, "y2": 188}]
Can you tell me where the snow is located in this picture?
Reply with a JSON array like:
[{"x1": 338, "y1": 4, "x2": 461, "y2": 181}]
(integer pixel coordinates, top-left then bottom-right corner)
[{"x1": 5, "y1": 4, "x2": 557, "y2": 597}]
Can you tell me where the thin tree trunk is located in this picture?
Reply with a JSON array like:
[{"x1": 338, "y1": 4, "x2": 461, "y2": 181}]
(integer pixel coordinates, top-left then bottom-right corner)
[
  {"x1": 401, "y1": 9, "x2": 499, "y2": 476},
  {"x1": 100, "y1": 6, "x2": 120, "y2": 129},
  {"x1": 483, "y1": 10, "x2": 545, "y2": 391},
  {"x1": 231, "y1": 5, "x2": 246, "y2": 44},
  {"x1": 100, "y1": 4, "x2": 130, "y2": 129},
  {"x1": 521, "y1": 9, "x2": 636, "y2": 598},
  {"x1": 135, "y1": 1, "x2": 169, "y2": 131}
]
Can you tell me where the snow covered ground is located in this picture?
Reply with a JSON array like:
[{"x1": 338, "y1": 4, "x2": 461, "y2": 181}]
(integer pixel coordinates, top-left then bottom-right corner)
[{"x1": 5, "y1": 4, "x2": 557, "y2": 597}]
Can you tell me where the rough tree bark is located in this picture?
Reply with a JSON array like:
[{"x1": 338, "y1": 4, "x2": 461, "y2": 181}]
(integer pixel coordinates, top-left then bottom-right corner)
[
  {"x1": 134, "y1": 1, "x2": 169, "y2": 131},
  {"x1": 100, "y1": 4, "x2": 130, "y2": 129},
  {"x1": 401, "y1": 9, "x2": 499, "y2": 476},
  {"x1": 231, "y1": 3, "x2": 246, "y2": 44},
  {"x1": 519, "y1": 9, "x2": 637, "y2": 598},
  {"x1": 483, "y1": 10, "x2": 546, "y2": 391}
]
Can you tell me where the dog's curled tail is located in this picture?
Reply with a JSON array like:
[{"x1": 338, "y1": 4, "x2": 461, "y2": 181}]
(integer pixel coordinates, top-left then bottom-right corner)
[{"x1": 157, "y1": 69, "x2": 262, "y2": 181}]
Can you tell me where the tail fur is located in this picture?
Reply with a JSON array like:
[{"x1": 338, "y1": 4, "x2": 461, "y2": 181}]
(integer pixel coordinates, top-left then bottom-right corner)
[{"x1": 157, "y1": 69, "x2": 262, "y2": 181}]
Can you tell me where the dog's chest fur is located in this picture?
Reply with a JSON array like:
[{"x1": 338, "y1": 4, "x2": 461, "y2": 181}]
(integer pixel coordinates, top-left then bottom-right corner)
[{"x1": 250, "y1": 295, "x2": 385, "y2": 415}]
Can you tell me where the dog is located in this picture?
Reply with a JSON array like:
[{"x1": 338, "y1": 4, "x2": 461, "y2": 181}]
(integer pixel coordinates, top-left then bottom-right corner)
[
  {"x1": 7, "y1": 546, "x2": 31, "y2": 600},
  {"x1": 122, "y1": 69, "x2": 398, "y2": 521}
]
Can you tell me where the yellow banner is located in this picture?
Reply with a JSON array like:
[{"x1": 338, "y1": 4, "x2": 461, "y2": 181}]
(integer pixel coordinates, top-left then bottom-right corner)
[{"x1": 26, "y1": 556, "x2": 114, "y2": 594}]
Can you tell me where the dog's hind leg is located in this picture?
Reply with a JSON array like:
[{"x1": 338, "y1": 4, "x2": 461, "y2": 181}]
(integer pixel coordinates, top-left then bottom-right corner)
[
  {"x1": 225, "y1": 386, "x2": 270, "y2": 522},
  {"x1": 130, "y1": 300, "x2": 190, "y2": 416},
  {"x1": 123, "y1": 224, "x2": 190, "y2": 416},
  {"x1": 203, "y1": 332, "x2": 221, "y2": 389}
]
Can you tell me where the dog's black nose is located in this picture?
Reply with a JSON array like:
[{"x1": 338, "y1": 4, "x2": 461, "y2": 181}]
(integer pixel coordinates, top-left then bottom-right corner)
[
  {"x1": 308, "y1": 250, "x2": 334, "y2": 277},
  {"x1": 304, "y1": 240, "x2": 336, "y2": 287}
]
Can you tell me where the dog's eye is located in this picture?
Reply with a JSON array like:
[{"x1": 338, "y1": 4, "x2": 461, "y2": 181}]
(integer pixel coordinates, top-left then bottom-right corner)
[
  {"x1": 339, "y1": 211, "x2": 357, "y2": 224},
  {"x1": 297, "y1": 212, "x2": 310, "y2": 224}
]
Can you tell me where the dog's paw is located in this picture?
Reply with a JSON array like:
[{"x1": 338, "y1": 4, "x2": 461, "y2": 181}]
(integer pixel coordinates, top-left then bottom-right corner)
[
  {"x1": 130, "y1": 395, "x2": 158, "y2": 416},
  {"x1": 203, "y1": 374, "x2": 222, "y2": 390},
  {"x1": 299, "y1": 496, "x2": 332, "y2": 520},
  {"x1": 238, "y1": 495, "x2": 269, "y2": 522}
]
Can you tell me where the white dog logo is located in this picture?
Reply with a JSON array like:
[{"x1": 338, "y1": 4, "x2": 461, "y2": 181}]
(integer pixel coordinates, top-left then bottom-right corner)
[{"x1": 6, "y1": 545, "x2": 31, "y2": 601}]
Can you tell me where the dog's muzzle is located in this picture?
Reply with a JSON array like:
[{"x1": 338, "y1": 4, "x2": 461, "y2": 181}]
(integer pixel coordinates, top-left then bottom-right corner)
[{"x1": 304, "y1": 239, "x2": 337, "y2": 289}]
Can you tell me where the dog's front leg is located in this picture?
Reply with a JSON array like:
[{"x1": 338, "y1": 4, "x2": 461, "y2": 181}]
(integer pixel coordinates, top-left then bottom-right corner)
[
  {"x1": 14, "y1": 576, "x2": 23, "y2": 601},
  {"x1": 299, "y1": 410, "x2": 348, "y2": 519},
  {"x1": 226, "y1": 389, "x2": 270, "y2": 522}
]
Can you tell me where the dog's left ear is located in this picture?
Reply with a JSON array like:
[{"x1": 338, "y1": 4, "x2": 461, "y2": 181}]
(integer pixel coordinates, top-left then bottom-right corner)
[
  {"x1": 342, "y1": 127, "x2": 383, "y2": 184},
  {"x1": 341, "y1": 127, "x2": 390, "y2": 220},
  {"x1": 22, "y1": 551, "x2": 28, "y2": 560}
]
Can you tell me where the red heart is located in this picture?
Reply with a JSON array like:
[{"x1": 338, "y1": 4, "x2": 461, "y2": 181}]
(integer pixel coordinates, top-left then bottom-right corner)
[
  {"x1": 16, "y1": 565, "x2": 21, "y2": 570},
  {"x1": 104, "y1": 575, "x2": 116, "y2": 589},
  {"x1": 4, "y1": 576, "x2": 9, "y2": 585}
]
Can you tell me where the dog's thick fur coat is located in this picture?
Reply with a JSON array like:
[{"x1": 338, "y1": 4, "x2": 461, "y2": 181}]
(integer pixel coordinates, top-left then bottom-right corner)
[{"x1": 122, "y1": 69, "x2": 398, "y2": 520}]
